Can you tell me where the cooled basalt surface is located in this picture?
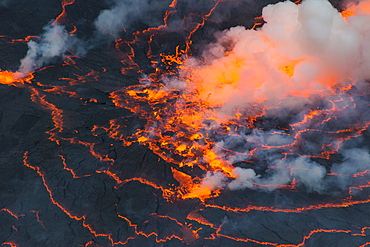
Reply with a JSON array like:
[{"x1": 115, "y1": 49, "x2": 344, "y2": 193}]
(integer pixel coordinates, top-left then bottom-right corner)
[{"x1": 1, "y1": 0, "x2": 370, "y2": 246}]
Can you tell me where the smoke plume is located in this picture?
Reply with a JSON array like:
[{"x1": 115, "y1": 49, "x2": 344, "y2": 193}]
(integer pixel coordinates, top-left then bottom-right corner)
[
  {"x1": 93, "y1": 0, "x2": 169, "y2": 40},
  {"x1": 183, "y1": 0, "x2": 370, "y2": 111},
  {"x1": 15, "y1": 24, "x2": 72, "y2": 78}
]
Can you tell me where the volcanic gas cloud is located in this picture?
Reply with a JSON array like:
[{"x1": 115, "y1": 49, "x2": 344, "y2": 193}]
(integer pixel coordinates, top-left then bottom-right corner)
[{"x1": 115, "y1": 0, "x2": 370, "y2": 200}]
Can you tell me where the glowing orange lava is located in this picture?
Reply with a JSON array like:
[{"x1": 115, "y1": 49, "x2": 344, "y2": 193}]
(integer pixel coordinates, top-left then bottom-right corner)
[{"x1": 0, "y1": 70, "x2": 33, "y2": 86}]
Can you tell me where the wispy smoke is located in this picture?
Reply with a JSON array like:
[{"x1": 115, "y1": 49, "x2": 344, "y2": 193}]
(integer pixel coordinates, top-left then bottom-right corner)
[
  {"x1": 15, "y1": 24, "x2": 71, "y2": 77},
  {"x1": 228, "y1": 167, "x2": 259, "y2": 190},
  {"x1": 93, "y1": 0, "x2": 168, "y2": 40}
]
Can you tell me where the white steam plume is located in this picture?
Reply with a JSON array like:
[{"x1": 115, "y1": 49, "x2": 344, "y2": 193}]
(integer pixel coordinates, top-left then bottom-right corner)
[
  {"x1": 93, "y1": 0, "x2": 168, "y2": 41},
  {"x1": 15, "y1": 22, "x2": 88, "y2": 78},
  {"x1": 15, "y1": 23, "x2": 76, "y2": 78},
  {"x1": 182, "y1": 0, "x2": 370, "y2": 113}
]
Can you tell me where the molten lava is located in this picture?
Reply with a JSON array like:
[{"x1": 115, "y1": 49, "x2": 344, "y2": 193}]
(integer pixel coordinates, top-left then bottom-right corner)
[{"x1": 0, "y1": 70, "x2": 17, "y2": 85}]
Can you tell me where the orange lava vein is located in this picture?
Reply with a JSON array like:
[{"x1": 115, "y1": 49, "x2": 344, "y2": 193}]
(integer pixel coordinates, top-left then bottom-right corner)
[
  {"x1": 1, "y1": 243, "x2": 18, "y2": 247},
  {"x1": 186, "y1": 210, "x2": 217, "y2": 229},
  {"x1": 277, "y1": 229, "x2": 352, "y2": 247},
  {"x1": 59, "y1": 154, "x2": 91, "y2": 179},
  {"x1": 52, "y1": 0, "x2": 76, "y2": 28},
  {"x1": 215, "y1": 226, "x2": 370, "y2": 246},
  {"x1": 0, "y1": 208, "x2": 24, "y2": 219},
  {"x1": 116, "y1": 212, "x2": 191, "y2": 244},
  {"x1": 203, "y1": 197, "x2": 370, "y2": 214},
  {"x1": 29, "y1": 88, "x2": 64, "y2": 142},
  {"x1": 22, "y1": 152, "x2": 83, "y2": 221},
  {"x1": 8, "y1": 35, "x2": 39, "y2": 44},
  {"x1": 184, "y1": 0, "x2": 222, "y2": 54},
  {"x1": 169, "y1": 0, "x2": 177, "y2": 8},
  {"x1": 30, "y1": 210, "x2": 47, "y2": 230},
  {"x1": 23, "y1": 152, "x2": 143, "y2": 245}
]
